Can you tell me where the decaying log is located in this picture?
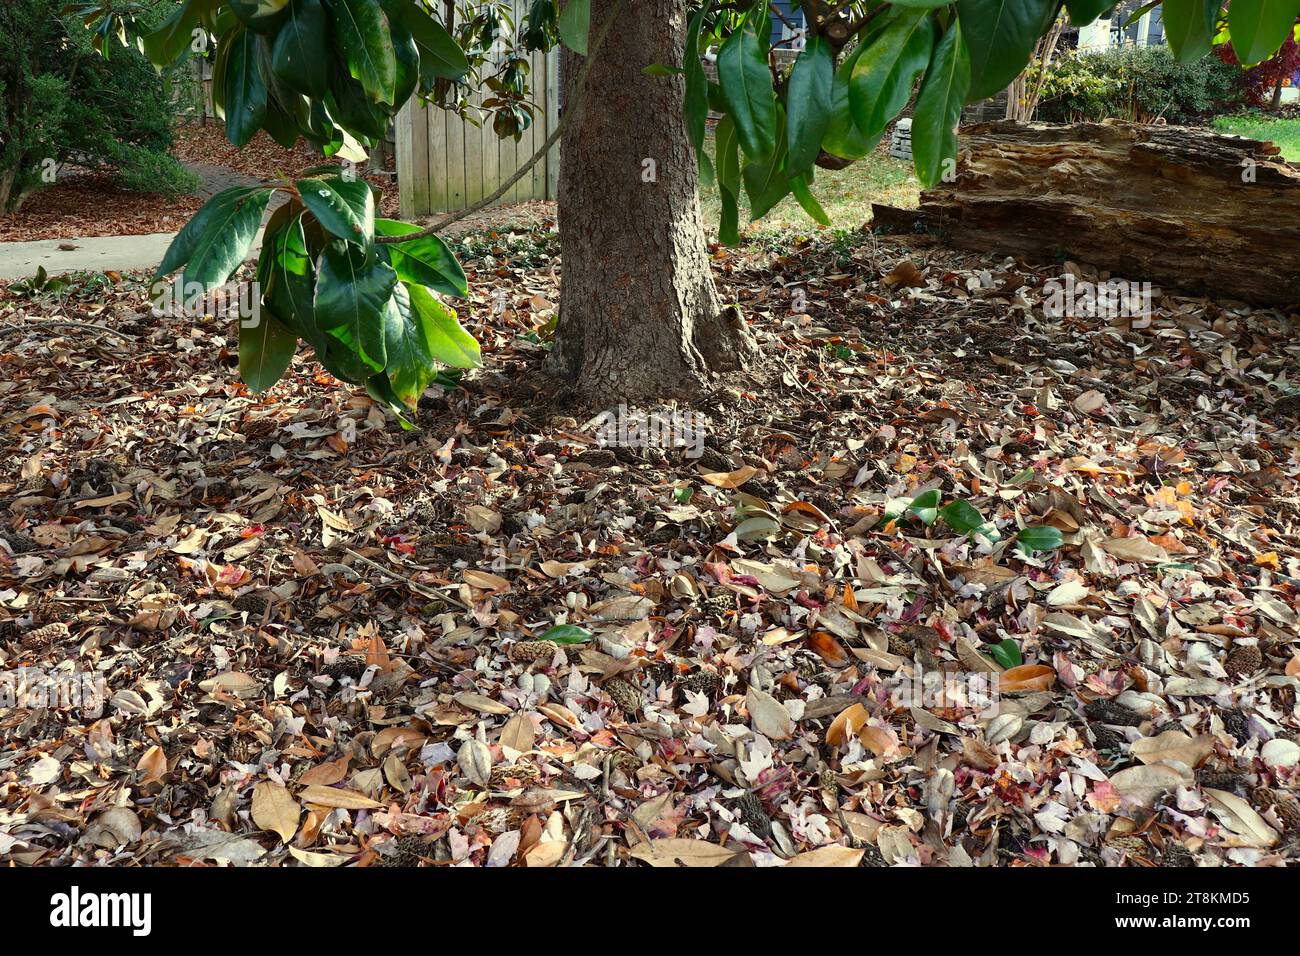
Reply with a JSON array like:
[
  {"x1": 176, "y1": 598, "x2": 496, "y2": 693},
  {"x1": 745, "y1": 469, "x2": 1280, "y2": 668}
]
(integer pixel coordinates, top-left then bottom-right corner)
[{"x1": 873, "y1": 120, "x2": 1300, "y2": 308}]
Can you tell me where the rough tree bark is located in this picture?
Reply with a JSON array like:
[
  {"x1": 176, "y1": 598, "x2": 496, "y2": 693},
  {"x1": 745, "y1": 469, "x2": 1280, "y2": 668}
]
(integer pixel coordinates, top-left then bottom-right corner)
[
  {"x1": 873, "y1": 121, "x2": 1300, "y2": 308},
  {"x1": 546, "y1": 0, "x2": 757, "y2": 401}
]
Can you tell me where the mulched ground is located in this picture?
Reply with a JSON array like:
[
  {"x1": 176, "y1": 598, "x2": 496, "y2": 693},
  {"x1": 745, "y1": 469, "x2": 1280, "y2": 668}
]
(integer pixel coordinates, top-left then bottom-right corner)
[
  {"x1": 0, "y1": 225, "x2": 1298, "y2": 867},
  {"x1": 172, "y1": 124, "x2": 401, "y2": 218},
  {"x1": 0, "y1": 126, "x2": 401, "y2": 243},
  {"x1": 0, "y1": 173, "x2": 207, "y2": 243}
]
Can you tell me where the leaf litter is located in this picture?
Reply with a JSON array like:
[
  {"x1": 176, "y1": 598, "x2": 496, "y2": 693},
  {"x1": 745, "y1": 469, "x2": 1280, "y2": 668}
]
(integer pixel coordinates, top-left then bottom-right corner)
[{"x1": 0, "y1": 224, "x2": 1298, "y2": 868}]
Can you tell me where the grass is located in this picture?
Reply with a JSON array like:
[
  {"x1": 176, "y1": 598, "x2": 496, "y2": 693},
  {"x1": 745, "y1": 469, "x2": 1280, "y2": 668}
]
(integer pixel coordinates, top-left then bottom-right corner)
[
  {"x1": 697, "y1": 133, "x2": 920, "y2": 242},
  {"x1": 1212, "y1": 112, "x2": 1300, "y2": 161}
]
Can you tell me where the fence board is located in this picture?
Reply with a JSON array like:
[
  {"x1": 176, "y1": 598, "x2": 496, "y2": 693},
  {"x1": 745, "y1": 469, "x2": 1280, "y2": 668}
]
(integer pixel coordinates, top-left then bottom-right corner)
[{"x1": 393, "y1": 1, "x2": 559, "y2": 216}]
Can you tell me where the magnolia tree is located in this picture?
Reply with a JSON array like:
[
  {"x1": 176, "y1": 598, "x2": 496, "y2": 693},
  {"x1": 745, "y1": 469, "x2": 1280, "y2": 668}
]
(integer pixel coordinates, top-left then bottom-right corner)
[{"x1": 89, "y1": 0, "x2": 1299, "y2": 415}]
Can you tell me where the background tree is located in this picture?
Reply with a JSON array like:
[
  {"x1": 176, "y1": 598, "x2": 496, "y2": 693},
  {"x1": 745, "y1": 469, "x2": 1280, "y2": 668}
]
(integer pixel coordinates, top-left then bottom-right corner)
[
  {"x1": 0, "y1": 0, "x2": 198, "y2": 211},
  {"x1": 90, "y1": 0, "x2": 1299, "y2": 412}
]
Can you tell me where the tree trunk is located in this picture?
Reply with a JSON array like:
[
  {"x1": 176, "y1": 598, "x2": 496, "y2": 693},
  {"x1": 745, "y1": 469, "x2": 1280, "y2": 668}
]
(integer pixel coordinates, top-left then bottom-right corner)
[{"x1": 547, "y1": 0, "x2": 757, "y2": 401}]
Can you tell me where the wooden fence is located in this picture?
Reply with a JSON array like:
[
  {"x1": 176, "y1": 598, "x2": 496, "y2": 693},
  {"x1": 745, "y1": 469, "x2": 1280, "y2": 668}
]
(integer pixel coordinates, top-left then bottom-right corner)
[{"x1": 396, "y1": 21, "x2": 561, "y2": 218}]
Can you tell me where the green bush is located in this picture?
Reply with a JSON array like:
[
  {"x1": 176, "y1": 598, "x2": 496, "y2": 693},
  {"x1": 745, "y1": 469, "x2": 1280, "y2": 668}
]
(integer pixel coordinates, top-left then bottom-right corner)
[
  {"x1": 1037, "y1": 45, "x2": 1243, "y2": 125},
  {"x1": 0, "y1": 0, "x2": 199, "y2": 212}
]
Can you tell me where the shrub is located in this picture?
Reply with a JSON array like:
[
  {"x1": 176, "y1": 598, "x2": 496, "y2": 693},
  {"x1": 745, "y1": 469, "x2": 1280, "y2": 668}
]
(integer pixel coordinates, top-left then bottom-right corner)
[
  {"x1": 1037, "y1": 45, "x2": 1243, "y2": 125},
  {"x1": 0, "y1": 0, "x2": 199, "y2": 212}
]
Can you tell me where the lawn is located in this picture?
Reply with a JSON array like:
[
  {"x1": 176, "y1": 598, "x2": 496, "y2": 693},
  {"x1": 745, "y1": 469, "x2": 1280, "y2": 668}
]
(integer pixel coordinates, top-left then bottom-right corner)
[
  {"x1": 1213, "y1": 112, "x2": 1300, "y2": 161},
  {"x1": 698, "y1": 134, "x2": 920, "y2": 241}
]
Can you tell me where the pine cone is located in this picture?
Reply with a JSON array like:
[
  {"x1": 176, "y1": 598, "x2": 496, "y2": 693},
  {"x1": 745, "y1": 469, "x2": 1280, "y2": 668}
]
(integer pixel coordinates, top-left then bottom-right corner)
[
  {"x1": 0, "y1": 619, "x2": 18, "y2": 642},
  {"x1": 1161, "y1": 842, "x2": 1196, "y2": 868},
  {"x1": 323, "y1": 656, "x2": 367, "y2": 682},
  {"x1": 1225, "y1": 643, "x2": 1263, "y2": 680},
  {"x1": 22, "y1": 621, "x2": 70, "y2": 649},
  {"x1": 4, "y1": 532, "x2": 38, "y2": 554},
  {"x1": 467, "y1": 806, "x2": 515, "y2": 835},
  {"x1": 1084, "y1": 699, "x2": 1145, "y2": 727},
  {"x1": 679, "y1": 669, "x2": 721, "y2": 698},
  {"x1": 1089, "y1": 723, "x2": 1127, "y2": 753},
  {"x1": 1222, "y1": 709, "x2": 1251, "y2": 743},
  {"x1": 509, "y1": 640, "x2": 560, "y2": 663},
  {"x1": 233, "y1": 592, "x2": 270, "y2": 616},
  {"x1": 1253, "y1": 787, "x2": 1300, "y2": 831},
  {"x1": 604, "y1": 677, "x2": 642, "y2": 714},
  {"x1": 379, "y1": 834, "x2": 428, "y2": 867},
  {"x1": 737, "y1": 791, "x2": 771, "y2": 840},
  {"x1": 609, "y1": 750, "x2": 642, "y2": 776},
  {"x1": 699, "y1": 591, "x2": 735, "y2": 619},
  {"x1": 887, "y1": 632, "x2": 912, "y2": 658},
  {"x1": 1198, "y1": 769, "x2": 1247, "y2": 794},
  {"x1": 489, "y1": 763, "x2": 541, "y2": 787},
  {"x1": 1107, "y1": 835, "x2": 1150, "y2": 861}
]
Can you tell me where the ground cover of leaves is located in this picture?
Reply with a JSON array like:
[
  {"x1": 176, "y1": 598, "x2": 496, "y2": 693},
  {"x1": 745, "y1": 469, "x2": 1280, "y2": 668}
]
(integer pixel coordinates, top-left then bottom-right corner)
[
  {"x1": 1, "y1": 223, "x2": 1299, "y2": 868},
  {"x1": 0, "y1": 126, "x2": 398, "y2": 243}
]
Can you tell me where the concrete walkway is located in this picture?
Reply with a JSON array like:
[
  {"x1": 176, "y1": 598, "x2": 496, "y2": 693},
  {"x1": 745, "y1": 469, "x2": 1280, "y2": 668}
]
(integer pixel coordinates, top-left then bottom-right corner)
[{"x1": 0, "y1": 161, "x2": 284, "y2": 280}]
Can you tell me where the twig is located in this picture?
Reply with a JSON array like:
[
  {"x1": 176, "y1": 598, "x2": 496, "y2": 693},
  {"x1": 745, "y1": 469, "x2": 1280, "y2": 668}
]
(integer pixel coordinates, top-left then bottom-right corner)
[{"x1": 343, "y1": 547, "x2": 472, "y2": 611}]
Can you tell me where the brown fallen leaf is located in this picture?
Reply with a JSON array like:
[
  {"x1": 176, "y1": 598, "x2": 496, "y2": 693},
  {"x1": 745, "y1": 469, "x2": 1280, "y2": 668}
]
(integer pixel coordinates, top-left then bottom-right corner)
[{"x1": 252, "y1": 782, "x2": 301, "y2": 844}]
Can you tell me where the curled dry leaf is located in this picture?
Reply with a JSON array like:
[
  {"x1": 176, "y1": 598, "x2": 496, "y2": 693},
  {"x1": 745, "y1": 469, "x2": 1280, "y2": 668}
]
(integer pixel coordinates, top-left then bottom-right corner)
[
  {"x1": 826, "y1": 703, "x2": 869, "y2": 747},
  {"x1": 997, "y1": 664, "x2": 1056, "y2": 693}
]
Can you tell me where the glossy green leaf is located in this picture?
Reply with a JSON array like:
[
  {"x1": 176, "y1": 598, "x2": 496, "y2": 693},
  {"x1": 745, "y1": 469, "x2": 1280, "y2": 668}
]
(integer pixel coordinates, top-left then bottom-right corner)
[
  {"x1": 156, "y1": 186, "x2": 273, "y2": 291},
  {"x1": 298, "y1": 175, "x2": 375, "y2": 246},
  {"x1": 223, "y1": 26, "x2": 269, "y2": 148},
  {"x1": 938, "y1": 499, "x2": 985, "y2": 535},
  {"x1": 1016, "y1": 526, "x2": 1064, "y2": 553},
  {"x1": 327, "y1": 0, "x2": 397, "y2": 104},
  {"x1": 957, "y1": 0, "x2": 1058, "y2": 100},
  {"x1": 912, "y1": 21, "x2": 970, "y2": 188},
  {"x1": 1229, "y1": 0, "x2": 1300, "y2": 64},
  {"x1": 741, "y1": 107, "x2": 790, "y2": 220},
  {"x1": 786, "y1": 36, "x2": 835, "y2": 176},
  {"x1": 718, "y1": 5, "x2": 778, "y2": 160},
  {"x1": 365, "y1": 372, "x2": 417, "y2": 428},
  {"x1": 260, "y1": 209, "x2": 319, "y2": 345},
  {"x1": 314, "y1": 240, "x2": 396, "y2": 373},
  {"x1": 822, "y1": 40, "x2": 883, "y2": 162},
  {"x1": 908, "y1": 488, "x2": 941, "y2": 525},
  {"x1": 684, "y1": 8, "x2": 711, "y2": 182},
  {"x1": 988, "y1": 639, "x2": 1023, "y2": 669},
  {"x1": 392, "y1": 0, "x2": 470, "y2": 82},
  {"x1": 849, "y1": 9, "x2": 936, "y2": 140},
  {"x1": 142, "y1": 0, "x2": 201, "y2": 66},
  {"x1": 273, "y1": 0, "x2": 331, "y2": 98},
  {"x1": 1064, "y1": 0, "x2": 1116, "y2": 26},
  {"x1": 558, "y1": 0, "x2": 590, "y2": 55},
  {"x1": 1162, "y1": 0, "x2": 1222, "y2": 61},
  {"x1": 540, "y1": 624, "x2": 593, "y2": 645},
  {"x1": 375, "y1": 219, "x2": 467, "y2": 296},
  {"x1": 789, "y1": 174, "x2": 830, "y2": 226},
  {"x1": 240, "y1": 312, "x2": 298, "y2": 392},
  {"x1": 230, "y1": 0, "x2": 291, "y2": 32},
  {"x1": 378, "y1": 281, "x2": 433, "y2": 407},
  {"x1": 405, "y1": 283, "x2": 481, "y2": 369},
  {"x1": 715, "y1": 116, "x2": 742, "y2": 246}
]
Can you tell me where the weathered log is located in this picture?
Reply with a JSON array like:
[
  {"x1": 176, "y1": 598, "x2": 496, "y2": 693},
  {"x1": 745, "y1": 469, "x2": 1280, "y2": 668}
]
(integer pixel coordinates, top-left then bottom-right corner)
[{"x1": 873, "y1": 120, "x2": 1300, "y2": 308}]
